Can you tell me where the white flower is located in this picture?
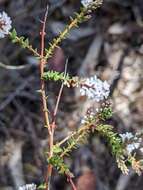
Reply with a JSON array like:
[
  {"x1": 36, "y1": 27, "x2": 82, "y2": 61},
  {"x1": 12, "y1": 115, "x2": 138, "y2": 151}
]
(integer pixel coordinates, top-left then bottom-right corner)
[
  {"x1": 126, "y1": 143, "x2": 140, "y2": 154},
  {"x1": 81, "y1": 111, "x2": 95, "y2": 125},
  {"x1": 18, "y1": 183, "x2": 36, "y2": 190},
  {"x1": 80, "y1": 75, "x2": 110, "y2": 102},
  {"x1": 0, "y1": 11, "x2": 12, "y2": 38},
  {"x1": 119, "y1": 132, "x2": 142, "y2": 154},
  {"x1": 126, "y1": 144, "x2": 134, "y2": 154},
  {"x1": 81, "y1": 0, "x2": 93, "y2": 7},
  {"x1": 119, "y1": 132, "x2": 134, "y2": 142},
  {"x1": 81, "y1": 115, "x2": 88, "y2": 124}
]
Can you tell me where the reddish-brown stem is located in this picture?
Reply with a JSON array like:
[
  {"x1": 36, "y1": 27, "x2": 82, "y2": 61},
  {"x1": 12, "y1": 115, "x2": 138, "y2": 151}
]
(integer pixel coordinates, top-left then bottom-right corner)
[
  {"x1": 46, "y1": 62, "x2": 68, "y2": 189},
  {"x1": 67, "y1": 176, "x2": 77, "y2": 190},
  {"x1": 40, "y1": 5, "x2": 50, "y2": 134},
  {"x1": 46, "y1": 73, "x2": 65, "y2": 189},
  {"x1": 39, "y1": 5, "x2": 53, "y2": 190}
]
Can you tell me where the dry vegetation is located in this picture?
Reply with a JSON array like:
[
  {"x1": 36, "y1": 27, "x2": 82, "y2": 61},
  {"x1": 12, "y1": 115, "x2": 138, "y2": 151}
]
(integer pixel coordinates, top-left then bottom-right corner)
[{"x1": 0, "y1": 0, "x2": 143, "y2": 190}]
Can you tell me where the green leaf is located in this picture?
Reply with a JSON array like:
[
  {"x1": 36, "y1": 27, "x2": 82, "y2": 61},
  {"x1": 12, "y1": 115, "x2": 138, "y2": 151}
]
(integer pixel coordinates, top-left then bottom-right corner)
[
  {"x1": 25, "y1": 38, "x2": 29, "y2": 46},
  {"x1": 53, "y1": 145, "x2": 63, "y2": 153},
  {"x1": 38, "y1": 183, "x2": 46, "y2": 189},
  {"x1": 10, "y1": 28, "x2": 17, "y2": 38}
]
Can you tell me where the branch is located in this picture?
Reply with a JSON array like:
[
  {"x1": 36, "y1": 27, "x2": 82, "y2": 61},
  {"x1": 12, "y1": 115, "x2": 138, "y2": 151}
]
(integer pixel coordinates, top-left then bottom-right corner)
[
  {"x1": 53, "y1": 59, "x2": 68, "y2": 120},
  {"x1": 44, "y1": 0, "x2": 103, "y2": 61}
]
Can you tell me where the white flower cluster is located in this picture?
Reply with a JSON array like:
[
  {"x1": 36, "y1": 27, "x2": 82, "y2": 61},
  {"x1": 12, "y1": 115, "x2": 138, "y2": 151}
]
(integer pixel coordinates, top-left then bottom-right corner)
[
  {"x1": 0, "y1": 11, "x2": 12, "y2": 38},
  {"x1": 80, "y1": 75, "x2": 110, "y2": 102},
  {"x1": 18, "y1": 183, "x2": 37, "y2": 190},
  {"x1": 119, "y1": 132, "x2": 134, "y2": 142},
  {"x1": 119, "y1": 132, "x2": 142, "y2": 154},
  {"x1": 81, "y1": 0, "x2": 93, "y2": 7}
]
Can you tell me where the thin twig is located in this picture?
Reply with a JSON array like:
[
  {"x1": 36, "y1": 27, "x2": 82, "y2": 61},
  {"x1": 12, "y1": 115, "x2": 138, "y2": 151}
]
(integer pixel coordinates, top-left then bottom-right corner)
[
  {"x1": 57, "y1": 124, "x2": 89, "y2": 147},
  {"x1": 39, "y1": 4, "x2": 51, "y2": 133},
  {"x1": 53, "y1": 59, "x2": 68, "y2": 119},
  {"x1": 39, "y1": 5, "x2": 52, "y2": 190},
  {"x1": 67, "y1": 175, "x2": 77, "y2": 190},
  {"x1": 46, "y1": 60, "x2": 68, "y2": 190},
  {"x1": 0, "y1": 61, "x2": 38, "y2": 70}
]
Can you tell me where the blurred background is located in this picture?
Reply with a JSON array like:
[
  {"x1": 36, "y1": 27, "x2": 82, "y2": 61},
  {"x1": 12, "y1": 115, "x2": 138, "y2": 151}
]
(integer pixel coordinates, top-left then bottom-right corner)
[{"x1": 0, "y1": 0, "x2": 143, "y2": 189}]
